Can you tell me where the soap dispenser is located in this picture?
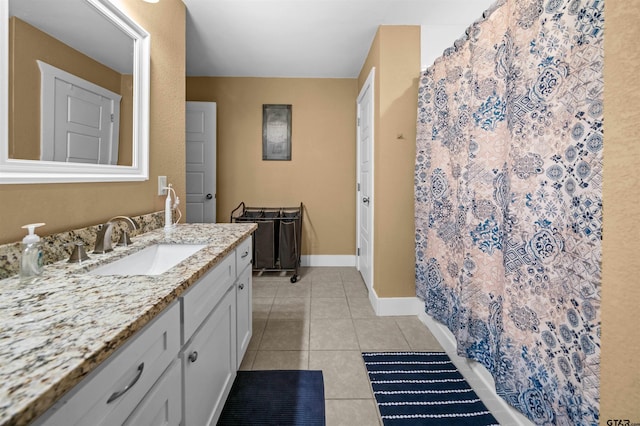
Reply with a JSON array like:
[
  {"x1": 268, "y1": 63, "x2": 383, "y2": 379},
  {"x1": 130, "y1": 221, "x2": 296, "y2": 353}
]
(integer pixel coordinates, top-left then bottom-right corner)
[{"x1": 20, "y1": 223, "x2": 45, "y2": 283}]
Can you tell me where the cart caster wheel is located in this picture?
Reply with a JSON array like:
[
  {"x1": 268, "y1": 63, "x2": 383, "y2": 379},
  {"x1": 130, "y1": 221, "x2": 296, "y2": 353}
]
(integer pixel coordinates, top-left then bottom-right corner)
[{"x1": 290, "y1": 275, "x2": 298, "y2": 283}]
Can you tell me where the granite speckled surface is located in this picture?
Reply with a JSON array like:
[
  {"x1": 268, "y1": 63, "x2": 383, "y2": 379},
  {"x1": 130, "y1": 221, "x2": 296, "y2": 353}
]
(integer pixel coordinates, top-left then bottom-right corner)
[
  {"x1": 0, "y1": 211, "x2": 166, "y2": 280},
  {"x1": 0, "y1": 222, "x2": 256, "y2": 426}
]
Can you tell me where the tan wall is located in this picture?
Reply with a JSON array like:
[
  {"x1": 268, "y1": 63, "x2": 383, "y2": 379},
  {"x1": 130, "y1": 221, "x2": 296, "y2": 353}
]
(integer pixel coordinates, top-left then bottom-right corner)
[
  {"x1": 358, "y1": 26, "x2": 420, "y2": 298},
  {"x1": 186, "y1": 77, "x2": 358, "y2": 256},
  {"x1": 352, "y1": 10, "x2": 640, "y2": 422},
  {"x1": 354, "y1": 16, "x2": 640, "y2": 421},
  {"x1": 601, "y1": 0, "x2": 640, "y2": 420},
  {"x1": 2, "y1": 4, "x2": 635, "y2": 417},
  {"x1": 0, "y1": 0, "x2": 186, "y2": 245},
  {"x1": 8, "y1": 17, "x2": 132, "y2": 163}
]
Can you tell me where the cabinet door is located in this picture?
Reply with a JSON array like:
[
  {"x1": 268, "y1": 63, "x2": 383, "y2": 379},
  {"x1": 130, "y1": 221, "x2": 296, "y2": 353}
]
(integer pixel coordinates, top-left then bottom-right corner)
[
  {"x1": 123, "y1": 360, "x2": 182, "y2": 426},
  {"x1": 182, "y1": 253, "x2": 235, "y2": 344},
  {"x1": 236, "y1": 265, "x2": 252, "y2": 367},
  {"x1": 182, "y1": 286, "x2": 236, "y2": 426}
]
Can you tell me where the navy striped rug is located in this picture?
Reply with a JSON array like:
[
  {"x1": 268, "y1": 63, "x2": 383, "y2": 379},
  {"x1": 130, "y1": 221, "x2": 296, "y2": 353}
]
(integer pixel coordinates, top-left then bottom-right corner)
[{"x1": 362, "y1": 352, "x2": 499, "y2": 425}]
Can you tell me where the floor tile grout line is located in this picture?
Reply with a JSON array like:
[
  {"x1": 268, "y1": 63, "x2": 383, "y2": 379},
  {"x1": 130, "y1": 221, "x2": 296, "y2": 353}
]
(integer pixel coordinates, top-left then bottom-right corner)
[
  {"x1": 251, "y1": 270, "x2": 382, "y2": 424},
  {"x1": 393, "y1": 317, "x2": 416, "y2": 351}
]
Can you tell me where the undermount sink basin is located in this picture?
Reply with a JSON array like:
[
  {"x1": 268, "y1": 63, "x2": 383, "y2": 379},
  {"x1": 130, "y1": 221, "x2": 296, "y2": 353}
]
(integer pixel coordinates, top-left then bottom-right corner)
[{"x1": 89, "y1": 244, "x2": 207, "y2": 276}]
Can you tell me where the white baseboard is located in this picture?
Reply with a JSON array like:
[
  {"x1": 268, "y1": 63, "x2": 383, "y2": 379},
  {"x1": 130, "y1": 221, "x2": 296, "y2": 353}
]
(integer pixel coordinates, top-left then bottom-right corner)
[
  {"x1": 300, "y1": 255, "x2": 356, "y2": 267},
  {"x1": 293, "y1": 260, "x2": 531, "y2": 424},
  {"x1": 368, "y1": 289, "x2": 529, "y2": 423},
  {"x1": 368, "y1": 286, "x2": 423, "y2": 316},
  {"x1": 417, "y1": 311, "x2": 533, "y2": 426},
  {"x1": 296, "y1": 260, "x2": 527, "y2": 423}
]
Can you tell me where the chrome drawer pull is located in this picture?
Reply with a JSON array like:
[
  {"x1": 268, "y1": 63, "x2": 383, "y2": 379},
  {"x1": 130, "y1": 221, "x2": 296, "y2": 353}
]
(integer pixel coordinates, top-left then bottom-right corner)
[
  {"x1": 241, "y1": 250, "x2": 249, "y2": 259},
  {"x1": 107, "y1": 362, "x2": 144, "y2": 404}
]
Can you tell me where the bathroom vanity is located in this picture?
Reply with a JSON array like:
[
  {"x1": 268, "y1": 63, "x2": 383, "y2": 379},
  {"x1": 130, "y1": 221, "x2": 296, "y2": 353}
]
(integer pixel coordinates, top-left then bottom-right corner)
[{"x1": 0, "y1": 223, "x2": 256, "y2": 426}]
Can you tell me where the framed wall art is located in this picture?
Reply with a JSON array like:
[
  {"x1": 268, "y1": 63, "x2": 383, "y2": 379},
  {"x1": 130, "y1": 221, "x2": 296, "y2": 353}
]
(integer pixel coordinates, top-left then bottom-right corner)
[{"x1": 262, "y1": 104, "x2": 292, "y2": 160}]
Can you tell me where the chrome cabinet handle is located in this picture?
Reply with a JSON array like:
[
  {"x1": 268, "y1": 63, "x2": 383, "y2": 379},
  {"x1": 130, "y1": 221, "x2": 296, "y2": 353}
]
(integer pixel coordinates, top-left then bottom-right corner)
[
  {"x1": 188, "y1": 351, "x2": 198, "y2": 363},
  {"x1": 362, "y1": 197, "x2": 370, "y2": 204},
  {"x1": 241, "y1": 250, "x2": 249, "y2": 259},
  {"x1": 107, "y1": 363, "x2": 144, "y2": 404},
  {"x1": 238, "y1": 283, "x2": 245, "y2": 290}
]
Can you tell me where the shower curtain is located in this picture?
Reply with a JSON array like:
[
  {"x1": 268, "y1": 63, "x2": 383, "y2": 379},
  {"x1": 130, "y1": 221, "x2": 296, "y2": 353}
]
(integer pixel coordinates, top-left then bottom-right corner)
[{"x1": 415, "y1": 0, "x2": 603, "y2": 424}]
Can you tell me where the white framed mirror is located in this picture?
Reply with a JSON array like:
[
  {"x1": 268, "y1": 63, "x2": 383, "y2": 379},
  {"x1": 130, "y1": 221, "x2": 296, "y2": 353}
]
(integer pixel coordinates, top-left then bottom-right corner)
[{"x1": 0, "y1": 0, "x2": 150, "y2": 184}]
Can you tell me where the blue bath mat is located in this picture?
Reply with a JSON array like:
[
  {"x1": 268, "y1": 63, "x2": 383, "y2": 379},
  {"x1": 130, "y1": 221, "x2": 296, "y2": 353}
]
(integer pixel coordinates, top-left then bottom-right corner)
[
  {"x1": 362, "y1": 352, "x2": 499, "y2": 425},
  {"x1": 217, "y1": 370, "x2": 325, "y2": 425}
]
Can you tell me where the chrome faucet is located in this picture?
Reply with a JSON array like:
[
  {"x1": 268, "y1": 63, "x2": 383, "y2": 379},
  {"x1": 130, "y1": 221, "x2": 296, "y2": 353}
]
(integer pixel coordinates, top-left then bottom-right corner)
[{"x1": 93, "y1": 216, "x2": 138, "y2": 253}]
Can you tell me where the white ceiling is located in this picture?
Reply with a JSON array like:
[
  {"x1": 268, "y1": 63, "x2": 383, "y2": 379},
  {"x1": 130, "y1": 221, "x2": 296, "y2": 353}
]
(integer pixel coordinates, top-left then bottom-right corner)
[
  {"x1": 10, "y1": 0, "x2": 495, "y2": 79},
  {"x1": 182, "y1": 0, "x2": 496, "y2": 78},
  {"x1": 9, "y1": 0, "x2": 134, "y2": 74}
]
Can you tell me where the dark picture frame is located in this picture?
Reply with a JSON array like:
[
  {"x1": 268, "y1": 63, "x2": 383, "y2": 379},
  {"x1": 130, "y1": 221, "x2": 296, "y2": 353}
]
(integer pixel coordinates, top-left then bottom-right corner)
[{"x1": 262, "y1": 104, "x2": 292, "y2": 160}]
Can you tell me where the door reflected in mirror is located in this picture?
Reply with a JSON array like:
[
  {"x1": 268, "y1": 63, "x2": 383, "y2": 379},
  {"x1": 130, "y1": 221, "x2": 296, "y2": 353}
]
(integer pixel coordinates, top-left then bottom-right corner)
[{"x1": 9, "y1": 0, "x2": 134, "y2": 165}]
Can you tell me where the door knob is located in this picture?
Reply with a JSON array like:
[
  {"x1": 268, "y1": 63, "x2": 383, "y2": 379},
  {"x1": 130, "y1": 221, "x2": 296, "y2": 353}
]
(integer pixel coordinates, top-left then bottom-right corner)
[
  {"x1": 362, "y1": 197, "x2": 370, "y2": 204},
  {"x1": 188, "y1": 351, "x2": 198, "y2": 363},
  {"x1": 206, "y1": 193, "x2": 213, "y2": 200}
]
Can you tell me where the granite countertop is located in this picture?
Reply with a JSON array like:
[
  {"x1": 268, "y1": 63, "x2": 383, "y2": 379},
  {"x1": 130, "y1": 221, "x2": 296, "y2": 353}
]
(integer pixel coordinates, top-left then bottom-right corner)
[{"x1": 0, "y1": 223, "x2": 256, "y2": 426}]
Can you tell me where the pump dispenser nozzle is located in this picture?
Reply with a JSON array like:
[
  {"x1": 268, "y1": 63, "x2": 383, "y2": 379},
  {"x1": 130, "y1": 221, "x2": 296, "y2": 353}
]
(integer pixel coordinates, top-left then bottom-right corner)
[{"x1": 21, "y1": 223, "x2": 45, "y2": 244}]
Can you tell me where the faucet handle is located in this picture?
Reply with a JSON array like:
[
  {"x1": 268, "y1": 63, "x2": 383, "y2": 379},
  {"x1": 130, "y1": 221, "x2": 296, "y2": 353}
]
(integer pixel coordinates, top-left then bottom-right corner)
[
  {"x1": 67, "y1": 242, "x2": 90, "y2": 263},
  {"x1": 117, "y1": 230, "x2": 133, "y2": 247},
  {"x1": 108, "y1": 216, "x2": 137, "y2": 248}
]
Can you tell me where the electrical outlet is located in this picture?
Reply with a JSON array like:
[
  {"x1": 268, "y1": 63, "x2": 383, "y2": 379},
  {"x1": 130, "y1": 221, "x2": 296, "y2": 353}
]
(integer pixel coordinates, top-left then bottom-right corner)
[{"x1": 158, "y1": 176, "x2": 167, "y2": 195}]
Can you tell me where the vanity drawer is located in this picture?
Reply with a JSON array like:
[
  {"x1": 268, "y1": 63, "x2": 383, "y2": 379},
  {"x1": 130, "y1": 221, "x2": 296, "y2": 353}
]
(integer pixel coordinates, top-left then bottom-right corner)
[
  {"x1": 123, "y1": 359, "x2": 182, "y2": 426},
  {"x1": 236, "y1": 237, "x2": 252, "y2": 273},
  {"x1": 36, "y1": 302, "x2": 180, "y2": 426},
  {"x1": 181, "y1": 252, "x2": 235, "y2": 344}
]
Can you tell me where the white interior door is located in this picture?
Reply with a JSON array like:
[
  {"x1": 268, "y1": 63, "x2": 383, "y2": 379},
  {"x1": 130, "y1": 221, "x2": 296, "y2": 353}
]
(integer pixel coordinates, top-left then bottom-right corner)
[
  {"x1": 39, "y1": 60, "x2": 121, "y2": 164},
  {"x1": 186, "y1": 101, "x2": 217, "y2": 223},
  {"x1": 357, "y1": 68, "x2": 374, "y2": 293},
  {"x1": 53, "y1": 80, "x2": 118, "y2": 164}
]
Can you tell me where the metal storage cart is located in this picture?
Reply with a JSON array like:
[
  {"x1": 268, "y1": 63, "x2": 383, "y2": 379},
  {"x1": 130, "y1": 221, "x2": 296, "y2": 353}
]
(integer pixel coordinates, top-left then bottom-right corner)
[{"x1": 231, "y1": 202, "x2": 303, "y2": 283}]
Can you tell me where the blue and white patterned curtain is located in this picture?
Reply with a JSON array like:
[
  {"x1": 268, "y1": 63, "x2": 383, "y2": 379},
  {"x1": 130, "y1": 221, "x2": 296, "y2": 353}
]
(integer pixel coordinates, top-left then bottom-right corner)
[{"x1": 415, "y1": 0, "x2": 603, "y2": 424}]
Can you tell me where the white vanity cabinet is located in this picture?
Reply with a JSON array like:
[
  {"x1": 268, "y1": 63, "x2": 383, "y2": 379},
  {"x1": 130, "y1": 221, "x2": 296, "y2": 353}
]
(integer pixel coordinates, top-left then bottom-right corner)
[
  {"x1": 123, "y1": 360, "x2": 182, "y2": 425},
  {"x1": 181, "y1": 238, "x2": 252, "y2": 426},
  {"x1": 180, "y1": 249, "x2": 237, "y2": 426},
  {"x1": 32, "y1": 236, "x2": 253, "y2": 426},
  {"x1": 181, "y1": 253, "x2": 235, "y2": 344},
  {"x1": 35, "y1": 302, "x2": 182, "y2": 426},
  {"x1": 182, "y1": 285, "x2": 237, "y2": 425},
  {"x1": 180, "y1": 238, "x2": 253, "y2": 425},
  {"x1": 235, "y1": 237, "x2": 253, "y2": 367}
]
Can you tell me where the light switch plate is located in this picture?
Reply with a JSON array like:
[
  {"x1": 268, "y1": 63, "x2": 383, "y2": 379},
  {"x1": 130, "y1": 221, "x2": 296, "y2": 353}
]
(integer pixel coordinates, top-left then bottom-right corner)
[{"x1": 158, "y1": 176, "x2": 167, "y2": 195}]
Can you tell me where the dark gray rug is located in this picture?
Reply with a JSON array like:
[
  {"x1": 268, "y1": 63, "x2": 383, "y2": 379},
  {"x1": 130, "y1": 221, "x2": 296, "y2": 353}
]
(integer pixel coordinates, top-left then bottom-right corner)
[{"x1": 217, "y1": 370, "x2": 325, "y2": 425}]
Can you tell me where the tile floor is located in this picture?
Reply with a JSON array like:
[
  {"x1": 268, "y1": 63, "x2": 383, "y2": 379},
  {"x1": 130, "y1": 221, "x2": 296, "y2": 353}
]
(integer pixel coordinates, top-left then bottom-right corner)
[{"x1": 239, "y1": 266, "x2": 447, "y2": 426}]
